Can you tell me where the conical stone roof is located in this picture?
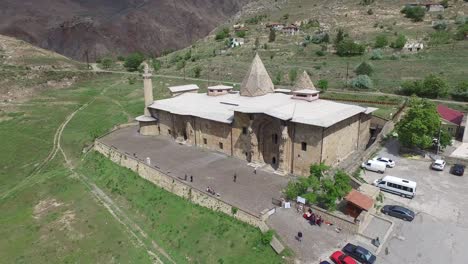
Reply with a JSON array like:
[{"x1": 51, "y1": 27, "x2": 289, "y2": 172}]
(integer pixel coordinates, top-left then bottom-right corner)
[
  {"x1": 292, "y1": 71, "x2": 317, "y2": 91},
  {"x1": 240, "y1": 54, "x2": 275, "y2": 97}
]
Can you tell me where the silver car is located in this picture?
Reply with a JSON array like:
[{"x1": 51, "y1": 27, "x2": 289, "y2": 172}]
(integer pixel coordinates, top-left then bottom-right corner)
[{"x1": 431, "y1": 159, "x2": 446, "y2": 171}]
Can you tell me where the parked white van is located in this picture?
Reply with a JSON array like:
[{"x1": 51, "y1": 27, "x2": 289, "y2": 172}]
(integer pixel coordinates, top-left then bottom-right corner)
[
  {"x1": 361, "y1": 160, "x2": 386, "y2": 173},
  {"x1": 373, "y1": 175, "x2": 417, "y2": 198}
]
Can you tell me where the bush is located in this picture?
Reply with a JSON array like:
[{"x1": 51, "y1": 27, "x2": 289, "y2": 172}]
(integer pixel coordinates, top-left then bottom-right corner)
[
  {"x1": 401, "y1": 6, "x2": 426, "y2": 22},
  {"x1": 355, "y1": 61, "x2": 374, "y2": 76},
  {"x1": 192, "y1": 66, "x2": 202, "y2": 78},
  {"x1": 454, "y1": 23, "x2": 468, "y2": 40},
  {"x1": 336, "y1": 39, "x2": 366, "y2": 56},
  {"x1": 390, "y1": 53, "x2": 400, "y2": 60},
  {"x1": 374, "y1": 34, "x2": 388, "y2": 48},
  {"x1": 317, "y1": 79, "x2": 329, "y2": 91},
  {"x1": 289, "y1": 68, "x2": 298, "y2": 84},
  {"x1": 350, "y1": 75, "x2": 373, "y2": 89},
  {"x1": 100, "y1": 57, "x2": 114, "y2": 69},
  {"x1": 370, "y1": 49, "x2": 383, "y2": 60},
  {"x1": 127, "y1": 76, "x2": 137, "y2": 85},
  {"x1": 176, "y1": 60, "x2": 186, "y2": 70},
  {"x1": 260, "y1": 230, "x2": 274, "y2": 245},
  {"x1": 235, "y1": 30, "x2": 246, "y2": 38},
  {"x1": 316, "y1": 50, "x2": 325, "y2": 56},
  {"x1": 433, "y1": 21, "x2": 448, "y2": 31},
  {"x1": 152, "y1": 59, "x2": 161, "y2": 72},
  {"x1": 451, "y1": 82, "x2": 468, "y2": 101},
  {"x1": 273, "y1": 72, "x2": 282, "y2": 85},
  {"x1": 429, "y1": 31, "x2": 451, "y2": 45},
  {"x1": 311, "y1": 32, "x2": 330, "y2": 44},
  {"x1": 215, "y1": 28, "x2": 230, "y2": 40},
  {"x1": 124, "y1": 52, "x2": 145, "y2": 72},
  {"x1": 391, "y1": 34, "x2": 407, "y2": 49},
  {"x1": 117, "y1": 55, "x2": 125, "y2": 61},
  {"x1": 269, "y1": 29, "x2": 276, "y2": 42},
  {"x1": 400, "y1": 74, "x2": 449, "y2": 98},
  {"x1": 367, "y1": 9, "x2": 374, "y2": 15}
]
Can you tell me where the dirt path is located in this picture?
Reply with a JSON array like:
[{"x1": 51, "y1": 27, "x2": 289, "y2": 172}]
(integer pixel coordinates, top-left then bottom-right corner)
[{"x1": 1, "y1": 79, "x2": 176, "y2": 264}]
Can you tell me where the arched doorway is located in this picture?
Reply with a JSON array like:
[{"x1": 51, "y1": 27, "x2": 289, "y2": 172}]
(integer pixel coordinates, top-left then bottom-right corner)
[{"x1": 256, "y1": 116, "x2": 281, "y2": 170}]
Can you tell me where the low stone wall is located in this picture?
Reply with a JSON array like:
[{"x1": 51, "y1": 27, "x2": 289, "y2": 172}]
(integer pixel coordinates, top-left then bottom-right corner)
[
  {"x1": 308, "y1": 205, "x2": 359, "y2": 233},
  {"x1": 94, "y1": 140, "x2": 265, "y2": 228}
]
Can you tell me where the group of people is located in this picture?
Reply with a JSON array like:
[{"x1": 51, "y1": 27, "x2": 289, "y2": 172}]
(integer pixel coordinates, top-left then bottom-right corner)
[
  {"x1": 206, "y1": 186, "x2": 220, "y2": 197},
  {"x1": 303, "y1": 208, "x2": 323, "y2": 226}
]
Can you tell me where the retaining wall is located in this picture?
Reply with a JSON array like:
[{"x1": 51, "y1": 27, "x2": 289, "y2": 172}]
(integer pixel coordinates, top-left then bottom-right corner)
[
  {"x1": 308, "y1": 205, "x2": 359, "y2": 233},
  {"x1": 94, "y1": 140, "x2": 265, "y2": 228}
]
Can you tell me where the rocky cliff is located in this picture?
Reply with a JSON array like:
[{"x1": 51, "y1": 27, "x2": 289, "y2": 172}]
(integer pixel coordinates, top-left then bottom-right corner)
[{"x1": 0, "y1": 0, "x2": 249, "y2": 60}]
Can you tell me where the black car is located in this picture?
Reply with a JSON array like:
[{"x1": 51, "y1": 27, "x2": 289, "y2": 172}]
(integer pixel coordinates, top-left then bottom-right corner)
[
  {"x1": 451, "y1": 164, "x2": 465, "y2": 176},
  {"x1": 381, "y1": 205, "x2": 415, "y2": 221},
  {"x1": 342, "y1": 243, "x2": 376, "y2": 264}
]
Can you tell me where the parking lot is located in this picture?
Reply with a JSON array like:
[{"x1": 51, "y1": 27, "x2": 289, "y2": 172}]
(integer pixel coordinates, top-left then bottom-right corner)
[{"x1": 362, "y1": 140, "x2": 468, "y2": 264}]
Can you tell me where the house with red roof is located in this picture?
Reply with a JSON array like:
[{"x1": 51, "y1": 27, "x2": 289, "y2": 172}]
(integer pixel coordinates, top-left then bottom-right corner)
[{"x1": 437, "y1": 104, "x2": 464, "y2": 137}]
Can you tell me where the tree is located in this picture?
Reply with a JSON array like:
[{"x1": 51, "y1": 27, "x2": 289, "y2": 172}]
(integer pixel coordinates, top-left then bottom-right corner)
[
  {"x1": 273, "y1": 71, "x2": 282, "y2": 85},
  {"x1": 334, "y1": 28, "x2": 346, "y2": 45},
  {"x1": 192, "y1": 66, "x2": 202, "y2": 78},
  {"x1": 317, "y1": 79, "x2": 329, "y2": 91},
  {"x1": 400, "y1": 75, "x2": 448, "y2": 98},
  {"x1": 401, "y1": 6, "x2": 426, "y2": 22},
  {"x1": 310, "y1": 163, "x2": 330, "y2": 179},
  {"x1": 355, "y1": 61, "x2": 374, "y2": 76},
  {"x1": 215, "y1": 27, "x2": 230, "y2": 40},
  {"x1": 268, "y1": 29, "x2": 276, "y2": 42},
  {"x1": 350, "y1": 75, "x2": 373, "y2": 89},
  {"x1": 100, "y1": 57, "x2": 114, "y2": 69},
  {"x1": 124, "y1": 52, "x2": 145, "y2": 72},
  {"x1": 396, "y1": 98, "x2": 452, "y2": 149},
  {"x1": 289, "y1": 68, "x2": 298, "y2": 84},
  {"x1": 391, "y1": 34, "x2": 407, "y2": 49},
  {"x1": 336, "y1": 39, "x2": 365, "y2": 56},
  {"x1": 152, "y1": 59, "x2": 161, "y2": 72},
  {"x1": 374, "y1": 34, "x2": 388, "y2": 48}
]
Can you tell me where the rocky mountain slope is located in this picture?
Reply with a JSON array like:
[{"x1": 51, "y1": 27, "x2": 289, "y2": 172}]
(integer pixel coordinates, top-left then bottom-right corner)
[{"x1": 0, "y1": 0, "x2": 250, "y2": 61}]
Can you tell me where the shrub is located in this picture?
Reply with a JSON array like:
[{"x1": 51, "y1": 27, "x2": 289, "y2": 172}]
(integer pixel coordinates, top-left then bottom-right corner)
[
  {"x1": 367, "y1": 9, "x2": 374, "y2": 15},
  {"x1": 273, "y1": 71, "x2": 282, "y2": 85},
  {"x1": 124, "y1": 52, "x2": 145, "y2": 72},
  {"x1": 152, "y1": 59, "x2": 161, "y2": 72},
  {"x1": 390, "y1": 54, "x2": 400, "y2": 60},
  {"x1": 454, "y1": 23, "x2": 468, "y2": 40},
  {"x1": 429, "y1": 31, "x2": 451, "y2": 45},
  {"x1": 433, "y1": 21, "x2": 448, "y2": 31},
  {"x1": 269, "y1": 29, "x2": 276, "y2": 42},
  {"x1": 127, "y1": 76, "x2": 137, "y2": 85},
  {"x1": 316, "y1": 50, "x2": 325, "y2": 56},
  {"x1": 176, "y1": 60, "x2": 186, "y2": 70},
  {"x1": 400, "y1": 74, "x2": 449, "y2": 98},
  {"x1": 336, "y1": 39, "x2": 366, "y2": 56},
  {"x1": 192, "y1": 66, "x2": 202, "y2": 78},
  {"x1": 374, "y1": 34, "x2": 388, "y2": 48},
  {"x1": 350, "y1": 75, "x2": 373, "y2": 89},
  {"x1": 311, "y1": 32, "x2": 330, "y2": 44},
  {"x1": 391, "y1": 34, "x2": 407, "y2": 49},
  {"x1": 334, "y1": 28, "x2": 346, "y2": 45},
  {"x1": 289, "y1": 68, "x2": 298, "y2": 84},
  {"x1": 117, "y1": 55, "x2": 125, "y2": 61},
  {"x1": 235, "y1": 30, "x2": 246, "y2": 38},
  {"x1": 451, "y1": 82, "x2": 468, "y2": 101},
  {"x1": 355, "y1": 61, "x2": 374, "y2": 76},
  {"x1": 100, "y1": 57, "x2": 114, "y2": 69},
  {"x1": 215, "y1": 28, "x2": 230, "y2": 40},
  {"x1": 317, "y1": 79, "x2": 329, "y2": 91},
  {"x1": 260, "y1": 230, "x2": 274, "y2": 245},
  {"x1": 370, "y1": 49, "x2": 383, "y2": 60},
  {"x1": 401, "y1": 6, "x2": 426, "y2": 22}
]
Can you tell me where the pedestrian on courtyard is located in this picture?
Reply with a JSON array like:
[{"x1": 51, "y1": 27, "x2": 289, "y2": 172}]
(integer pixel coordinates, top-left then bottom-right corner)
[
  {"x1": 254, "y1": 167, "x2": 257, "y2": 174},
  {"x1": 190, "y1": 175, "x2": 193, "y2": 182},
  {"x1": 233, "y1": 173, "x2": 237, "y2": 182},
  {"x1": 297, "y1": 231, "x2": 303, "y2": 242}
]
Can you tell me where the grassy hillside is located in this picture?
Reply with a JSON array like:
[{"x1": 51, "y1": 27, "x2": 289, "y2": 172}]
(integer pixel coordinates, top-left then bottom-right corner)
[{"x1": 147, "y1": 0, "x2": 468, "y2": 96}]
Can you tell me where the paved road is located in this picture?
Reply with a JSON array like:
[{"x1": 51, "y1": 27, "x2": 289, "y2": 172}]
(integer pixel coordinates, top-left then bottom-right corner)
[{"x1": 362, "y1": 140, "x2": 468, "y2": 264}]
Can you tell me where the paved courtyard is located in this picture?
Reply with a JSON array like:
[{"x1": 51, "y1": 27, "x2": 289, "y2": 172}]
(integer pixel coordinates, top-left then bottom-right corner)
[
  {"x1": 267, "y1": 208, "x2": 353, "y2": 263},
  {"x1": 361, "y1": 140, "x2": 468, "y2": 264},
  {"x1": 100, "y1": 126, "x2": 289, "y2": 217}
]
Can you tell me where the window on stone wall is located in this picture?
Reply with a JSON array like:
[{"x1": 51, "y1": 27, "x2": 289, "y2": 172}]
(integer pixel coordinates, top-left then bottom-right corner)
[
  {"x1": 219, "y1": 142, "x2": 223, "y2": 149},
  {"x1": 272, "y1": 157, "x2": 276, "y2": 164},
  {"x1": 203, "y1": 138, "x2": 208, "y2": 145},
  {"x1": 272, "y1": 134, "x2": 278, "y2": 144},
  {"x1": 168, "y1": 129, "x2": 172, "y2": 135},
  {"x1": 242, "y1": 127, "x2": 248, "y2": 135},
  {"x1": 301, "y1": 142, "x2": 307, "y2": 151}
]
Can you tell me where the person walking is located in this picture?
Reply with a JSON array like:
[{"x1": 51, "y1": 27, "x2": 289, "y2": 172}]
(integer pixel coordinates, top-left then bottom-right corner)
[
  {"x1": 233, "y1": 173, "x2": 237, "y2": 182},
  {"x1": 296, "y1": 231, "x2": 303, "y2": 242},
  {"x1": 254, "y1": 167, "x2": 257, "y2": 174},
  {"x1": 190, "y1": 175, "x2": 193, "y2": 182}
]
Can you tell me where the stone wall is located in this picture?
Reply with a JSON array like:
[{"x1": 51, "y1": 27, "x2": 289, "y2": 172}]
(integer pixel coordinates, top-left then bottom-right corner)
[
  {"x1": 156, "y1": 110, "x2": 173, "y2": 137},
  {"x1": 195, "y1": 117, "x2": 232, "y2": 156},
  {"x1": 232, "y1": 112, "x2": 252, "y2": 161},
  {"x1": 358, "y1": 114, "x2": 372, "y2": 151},
  {"x1": 94, "y1": 140, "x2": 265, "y2": 228},
  {"x1": 308, "y1": 204, "x2": 359, "y2": 233},
  {"x1": 322, "y1": 114, "x2": 361, "y2": 166},
  {"x1": 292, "y1": 123, "x2": 323, "y2": 176}
]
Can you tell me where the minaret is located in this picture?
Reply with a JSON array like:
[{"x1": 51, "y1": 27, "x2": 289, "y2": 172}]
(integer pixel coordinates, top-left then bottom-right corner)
[
  {"x1": 136, "y1": 61, "x2": 158, "y2": 136},
  {"x1": 143, "y1": 62, "x2": 154, "y2": 116}
]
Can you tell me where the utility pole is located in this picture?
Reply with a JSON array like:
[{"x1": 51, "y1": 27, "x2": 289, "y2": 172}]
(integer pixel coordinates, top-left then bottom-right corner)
[
  {"x1": 345, "y1": 62, "x2": 349, "y2": 88},
  {"x1": 437, "y1": 121, "x2": 442, "y2": 155},
  {"x1": 85, "y1": 49, "x2": 90, "y2": 70}
]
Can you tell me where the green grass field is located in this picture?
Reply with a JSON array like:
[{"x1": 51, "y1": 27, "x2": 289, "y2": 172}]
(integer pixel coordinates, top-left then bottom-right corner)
[{"x1": 0, "y1": 74, "x2": 285, "y2": 263}]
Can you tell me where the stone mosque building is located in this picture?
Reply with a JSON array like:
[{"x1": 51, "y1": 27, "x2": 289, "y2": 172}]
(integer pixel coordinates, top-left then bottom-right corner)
[{"x1": 136, "y1": 55, "x2": 375, "y2": 176}]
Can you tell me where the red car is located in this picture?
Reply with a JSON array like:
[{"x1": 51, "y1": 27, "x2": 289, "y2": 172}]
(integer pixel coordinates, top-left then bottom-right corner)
[{"x1": 330, "y1": 251, "x2": 357, "y2": 264}]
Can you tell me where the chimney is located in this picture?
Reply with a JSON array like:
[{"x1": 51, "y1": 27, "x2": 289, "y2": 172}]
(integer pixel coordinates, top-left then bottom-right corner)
[{"x1": 142, "y1": 62, "x2": 154, "y2": 116}]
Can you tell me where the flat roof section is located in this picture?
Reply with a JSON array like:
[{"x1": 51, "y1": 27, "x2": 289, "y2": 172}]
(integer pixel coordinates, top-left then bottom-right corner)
[{"x1": 168, "y1": 84, "x2": 199, "y2": 93}]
